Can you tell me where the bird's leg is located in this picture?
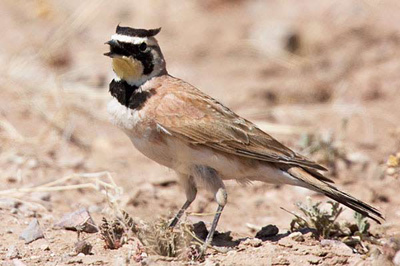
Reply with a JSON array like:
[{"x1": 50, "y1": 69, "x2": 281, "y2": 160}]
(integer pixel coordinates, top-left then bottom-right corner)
[
  {"x1": 190, "y1": 165, "x2": 228, "y2": 258},
  {"x1": 169, "y1": 174, "x2": 197, "y2": 228},
  {"x1": 169, "y1": 199, "x2": 193, "y2": 228},
  {"x1": 199, "y1": 187, "x2": 227, "y2": 257}
]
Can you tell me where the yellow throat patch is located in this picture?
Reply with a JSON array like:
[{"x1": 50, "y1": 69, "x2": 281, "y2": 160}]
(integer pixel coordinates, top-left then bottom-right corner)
[{"x1": 112, "y1": 57, "x2": 144, "y2": 81}]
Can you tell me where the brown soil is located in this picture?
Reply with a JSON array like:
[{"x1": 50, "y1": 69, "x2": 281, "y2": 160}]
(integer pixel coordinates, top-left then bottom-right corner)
[{"x1": 1, "y1": 0, "x2": 400, "y2": 265}]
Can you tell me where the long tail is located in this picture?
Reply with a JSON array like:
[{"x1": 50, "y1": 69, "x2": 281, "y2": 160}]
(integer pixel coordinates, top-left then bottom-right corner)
[{"x1": 286, "y1": 167, "x2": 384, "y2": 224}]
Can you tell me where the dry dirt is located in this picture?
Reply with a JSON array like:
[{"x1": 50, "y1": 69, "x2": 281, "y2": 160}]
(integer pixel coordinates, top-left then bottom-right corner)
[{"x1": 1, "y1": 0, "x2": 400, "y2": 265}]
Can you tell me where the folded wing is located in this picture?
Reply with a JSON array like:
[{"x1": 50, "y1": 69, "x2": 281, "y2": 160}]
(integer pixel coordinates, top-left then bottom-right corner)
[{"x1": 155, "y1": 81, "x2": 327, "y2": 172}]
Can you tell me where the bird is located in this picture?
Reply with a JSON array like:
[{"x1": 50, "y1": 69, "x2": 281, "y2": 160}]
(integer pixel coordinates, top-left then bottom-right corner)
[{"x1": 104, "y1": 25, "x2": 384, "y2": 255}]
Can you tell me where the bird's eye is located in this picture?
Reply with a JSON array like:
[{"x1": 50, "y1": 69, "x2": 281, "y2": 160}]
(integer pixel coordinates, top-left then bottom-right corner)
[{"x1": 139, "y1": 43, "x2": 147, "y2": 52}]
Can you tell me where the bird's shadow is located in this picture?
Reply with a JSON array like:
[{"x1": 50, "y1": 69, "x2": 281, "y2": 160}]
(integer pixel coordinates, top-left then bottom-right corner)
[{"x1": 193, "y1": 222, "x2": 293, "y2": 247}]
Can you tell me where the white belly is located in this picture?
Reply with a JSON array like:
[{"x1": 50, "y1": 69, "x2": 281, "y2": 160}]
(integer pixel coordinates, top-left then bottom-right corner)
[{"x1": 129, "y1": 134, "x2": 301, "y2": 187}]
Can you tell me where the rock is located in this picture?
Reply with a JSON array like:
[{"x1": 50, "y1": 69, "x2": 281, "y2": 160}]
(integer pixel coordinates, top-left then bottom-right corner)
[
  {"x1": 30, "y1": 192, "x2": 51, "y2": 202},
  {"x1": 30, "y1": 255, "x2": 41, "y2": 261},
  {"x1": 75, "y1": 240, "x2": 93, "y2": 255},
  {"x1": 278, "y1": 238, "x2": 293, "y2": 248},
  {"x1": 66, "y1": 257, "x2": 83, "y2": 264},
  {"x1": 255, "y1": 224, "x2": 279, "y2": 240},
  {"x1": 272, "y1": 256, "x2": 290, "y2": 265},
  {"x1": 387, "y1": 167, "x2": 397, "y2": 176},
  {"x1": 26, "y1": 158, "x2": 38, "y2": 169},
  {"x1": 40, "y1": 243, "x2": 50, "y2": 251},
  {"x1": 18, "y1": 204, "x2": 41, "y2": 217},
  {"x1": 242, "y1": 238, "x2": 262, "y2": 247},
  {"x1": 245, "y1": 223, "x2": 261, "y2": 232},
  {"x1": 393, "y1": 250, "x2": 400, "y2": 265},
  {"x1": 55, "y1": 208, "x2": 98, "y2": 233},
  {"x1": 320, "y1": 239, "x2": 353, "y2": 256},
  {"x1": 226, "y1": 250, "x2": 237, "y2": 256},
  {"x1": 288, "y1": 232, "x2": 304, "y2": 242},
  {"x1": 0, "y1": 198, "x2": 20, "y2": 209},
  {"x1": 308, "y1": 257, "x2": 321, "y2": 265},
  {"x1": 312, "y1": 250, "x2": 328, "y2": 257},
  {"x1": 6, "y1": 245, "x2": 20, "y2": 259},
  {"x1": 19, "y1": 219, "x2": 44, "y2": 244}
]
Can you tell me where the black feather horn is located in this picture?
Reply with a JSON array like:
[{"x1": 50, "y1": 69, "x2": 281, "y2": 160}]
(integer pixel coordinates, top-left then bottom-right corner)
[{"x1": 115, "y1": 25, "x2": 161, "y2": 37}]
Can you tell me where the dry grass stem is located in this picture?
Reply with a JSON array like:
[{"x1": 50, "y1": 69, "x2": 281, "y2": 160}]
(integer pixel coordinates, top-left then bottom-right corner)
[{"x1": 0, "y1": 171, "x2": 122, "y2": 199}]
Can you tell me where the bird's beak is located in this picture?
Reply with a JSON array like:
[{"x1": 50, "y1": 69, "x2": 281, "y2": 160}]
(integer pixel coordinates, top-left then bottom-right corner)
[{"x1": 104, "y1": 39, "x2": 119, "y2": 58}]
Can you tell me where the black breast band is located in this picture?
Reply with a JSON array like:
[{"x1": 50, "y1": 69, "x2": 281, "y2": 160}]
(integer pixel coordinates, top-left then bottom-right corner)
[{"x1": 109, "y1": 79, "x2": 154, "y2": 110}]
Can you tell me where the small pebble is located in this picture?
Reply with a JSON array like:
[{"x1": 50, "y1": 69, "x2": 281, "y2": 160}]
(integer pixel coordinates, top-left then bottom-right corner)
[
  {"x1": 6, "y1": 245, "x2": 20, "y2": 259},
  {"x1": 242, "y1": 238, "x2": 262, "y2": 247},
  {"x1": 387, "y1": 167, "x2": 396, "y2": 176},
  {"x1": 226, "y1": 250, "x2": 237, "y2": 256},
  {"x1": 75, "y1": 240, "x2": 93, "y2": 255},
  {"x1": 66, "y1": 257, "x2": 83, "y2": 264},
  {"x1": 308, "y1": 257, "x2": 321, "y2": 265},
  {"x1": 0, "y1": 198, "x2": 20, "y2": 209},
  {"x1": 26, "y1": 158, "x2": 38, "y2": 168},
  {"x1": 272, "y1": 256, "x2": 290, "y2": 265},
  {"x1": 31, "y1": 192, "x2": 51, "y2": 202},
  {"x1": 289, "y1": 232, "x2": 305, "y2": 242},
  {"x1": 40, "y1": 243, "x2": 50, "y2": 251}
]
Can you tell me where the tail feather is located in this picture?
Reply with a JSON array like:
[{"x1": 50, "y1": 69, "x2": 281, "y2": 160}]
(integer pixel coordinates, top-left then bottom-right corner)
[{"x1": 287, "y1": 167, "x2": 384, "y2": 224}]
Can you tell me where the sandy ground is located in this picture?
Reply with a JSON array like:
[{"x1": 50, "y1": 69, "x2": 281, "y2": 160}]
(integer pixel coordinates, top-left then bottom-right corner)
[{"x1": 1, "y1": 0, "x2": 400, "y2": 265}]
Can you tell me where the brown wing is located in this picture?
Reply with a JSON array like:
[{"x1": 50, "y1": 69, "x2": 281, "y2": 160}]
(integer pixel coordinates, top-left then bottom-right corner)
[{"x1": 154, "y1": 78, "x2": 327, "y2": 171}]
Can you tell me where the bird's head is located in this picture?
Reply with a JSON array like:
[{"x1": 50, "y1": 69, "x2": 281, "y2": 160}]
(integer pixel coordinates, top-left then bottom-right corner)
[{"x1": 104, "y1": 25, "x2": 167, "y2": 86}]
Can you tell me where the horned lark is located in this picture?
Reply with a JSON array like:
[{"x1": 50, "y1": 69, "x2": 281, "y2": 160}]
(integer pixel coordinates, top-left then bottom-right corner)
[{"x1": 104, "y1": 26, "x2": 383, "y2": 255}]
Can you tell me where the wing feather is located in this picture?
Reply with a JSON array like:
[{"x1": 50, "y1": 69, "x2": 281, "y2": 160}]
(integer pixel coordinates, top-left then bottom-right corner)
[{"x1": 154, "y1": 79, "x2": 327, "y2": 171}]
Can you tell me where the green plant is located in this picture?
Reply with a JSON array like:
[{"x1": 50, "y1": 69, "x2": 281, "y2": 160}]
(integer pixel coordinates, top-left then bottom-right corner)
[
  {"x1": 285, "y1": 198, "x2": 378, "y2": 253},
  {"x1": 286, "y1": 198, "x2": 344, "y2": 238}
]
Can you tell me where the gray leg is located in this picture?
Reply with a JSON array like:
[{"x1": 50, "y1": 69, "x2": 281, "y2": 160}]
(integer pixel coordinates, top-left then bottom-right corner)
[
  {"x1": 169, "y1": 174, "x2": 197, "y2": 228},
  {"x1": 169, "y1": 199, "x2": 193, "y2": 228},
  {"x1": 199, "y1": 188, "x2": 227, "y2": 257},
  {"x1": 191, "y1": 166, "x2": 228, "y2": 257}
]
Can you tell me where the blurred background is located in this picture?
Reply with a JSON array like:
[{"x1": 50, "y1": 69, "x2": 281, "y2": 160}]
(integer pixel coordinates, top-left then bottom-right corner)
[{"x1": 1, "y1": 0, "x2": 400, "y2": 264}]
